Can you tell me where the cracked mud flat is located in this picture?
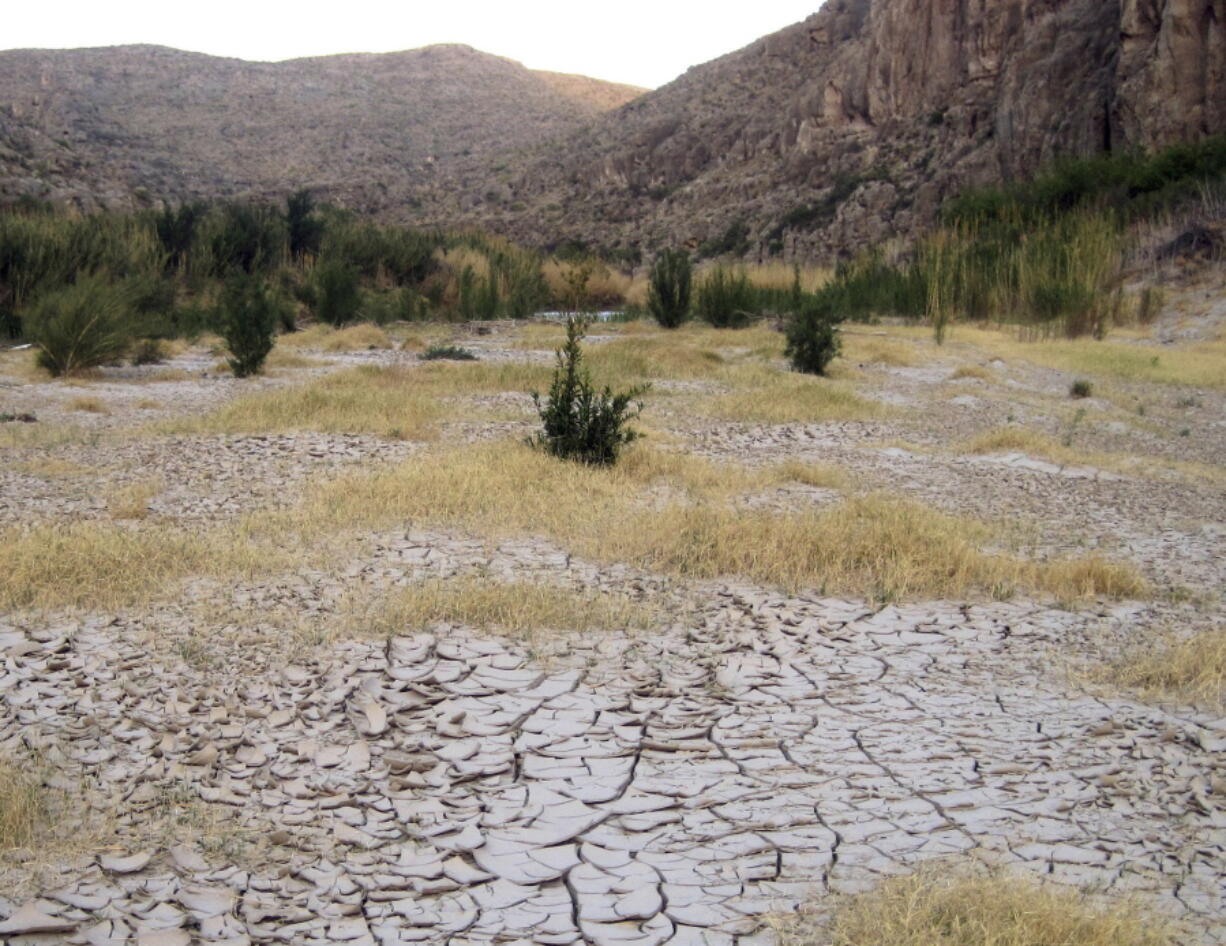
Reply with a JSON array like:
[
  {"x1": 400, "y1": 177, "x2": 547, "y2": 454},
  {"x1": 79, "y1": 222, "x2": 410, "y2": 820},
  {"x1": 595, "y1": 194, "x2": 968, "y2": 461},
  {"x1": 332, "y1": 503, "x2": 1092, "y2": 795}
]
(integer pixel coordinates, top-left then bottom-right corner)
[{"x1": 1, "y1": 323, "x2": 1224, "y2": 944}]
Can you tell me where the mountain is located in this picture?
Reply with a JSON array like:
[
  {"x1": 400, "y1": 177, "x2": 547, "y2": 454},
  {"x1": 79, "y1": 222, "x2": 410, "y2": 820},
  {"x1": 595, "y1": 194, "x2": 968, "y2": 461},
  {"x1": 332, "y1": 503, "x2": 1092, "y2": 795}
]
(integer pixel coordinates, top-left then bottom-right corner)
[
  {"x1": 463, "y1": 0, "x2": 1226, "y2": 260},
  {"x1": 0, "y1": 43, "x2": 644, "y2": 214}
]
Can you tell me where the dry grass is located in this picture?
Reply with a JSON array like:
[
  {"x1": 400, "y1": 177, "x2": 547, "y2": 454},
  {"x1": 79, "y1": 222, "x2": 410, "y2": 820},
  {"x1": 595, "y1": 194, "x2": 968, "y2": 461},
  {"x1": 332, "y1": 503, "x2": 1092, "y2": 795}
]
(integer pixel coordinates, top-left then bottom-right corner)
[
  {"x1": 776, "y1": 865, "x2": 1176, "y2": 946},
  {"x1": 773, "y1": 460, "x2": 851, "y2": 490},
  {"x1": 278, "y1": 323, "x2": 394, "y2": 352},
  {"x1": 949, "y1": 364, "x2": 998, "y2": 382},
  {"x1": 265, "y1": 348, "x2": 319, "y2": 369},
  {"x1": 1101, "y1": 628, "x2": 1226, "y2": 707},
  {"x1": 950, "y1": 325, "x2": 1226, "y2": 390},
  {"x1": 842, "y1": 333, "x2": 930, "y2": 368},
  {"x1": 963, "y1": 426, "x2": 1226, "y2": 486},
  {"x1": 0, "y1": 520, "x2": 284, "y2": 612},
  {"x1": 294, "y1": 442, "x2": 1145, "y2": 602},
  {"x1": 10, "y1": 458, "x2": 94, "y2": 478},
  {"x1": 163, "y1": 361, "x2": 555, "y2": 440},
  {"x1": 740, "y1": 262, "x2": 834, "y2": 294},
  {"x1": 105, "y1": 477, "x2": 163, "y2": 520},
  {"x1": 352, "y1": 578, "x2": 658, "y2": 642},
  {"x1": 67, "y1": 395, "x2": 108, "y2": 413},
  {"x1": 698, "y1": 365, "x2": 886, "y2": 425},
  {"x1": 0, "y1": 759, "x2": 45, "y2": 851}
]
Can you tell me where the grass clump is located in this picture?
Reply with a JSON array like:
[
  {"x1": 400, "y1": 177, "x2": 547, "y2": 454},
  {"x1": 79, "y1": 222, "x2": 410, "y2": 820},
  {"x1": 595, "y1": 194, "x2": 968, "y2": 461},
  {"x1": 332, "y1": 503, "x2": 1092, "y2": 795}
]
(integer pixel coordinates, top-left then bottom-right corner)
[
  {"x1": 420, "y1": 344, "x2": 478, "y2": 361},
  {"x1": 780, "y1": 864, "x2": 1176, "y2": 946},
  {"x1": 0, "y1": 758, "x2": 46, "y2": 851},
  {"x1": 773, "y1": 460, "x2": 850, "y2": 491},
  {"x1": 1103, "y1": 628, "x2": 1226, "y2": 707},
  {"x1": 1070, "y1": 379, "x2": 1094, "y2": 398},
  {"x1": 531, "y1": 318, "x2": 647, "y2": 466},
  {"x1": 949, "y1": 363, "x2": 996, "y2": 382},
  {"x1": 700, "y1": 364, "x2": 883, "y2": 425},
  {"x1": 279, "y1": 322, "x2": 393, "y2": 352},
  {"x1": 106, "y1": 477, "x2": 163, "y2": 520},
  {"x1": 356, "y1": 578, "x2": 657, "y2": 641}
]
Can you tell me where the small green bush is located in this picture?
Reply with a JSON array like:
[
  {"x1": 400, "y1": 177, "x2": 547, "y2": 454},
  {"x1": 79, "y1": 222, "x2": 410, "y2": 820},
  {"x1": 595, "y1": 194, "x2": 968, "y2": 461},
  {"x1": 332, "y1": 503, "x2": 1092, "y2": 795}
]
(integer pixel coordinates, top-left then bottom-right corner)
[
  {"x1": 27, "y1": 277, "x2": 135, "y2": 377},
  {"x1": 1070, "y1": 379, "x2": 1094, "y2": 399},
  {"x1": 785, "y1": 298, "x2": 845, "y2": 376},
  {"x1": 695, "y1": 265, "x2": 756, "y2": 328},
  {"x1": 531, "y1": 318, "x2": 647, "y2": 466},
  {"x1": 420, "y1": 344, "x2": 478, "y2": 361},
  {"x1": 647, "y1": 249, "x2": 691, "y2": 328},
  {"x1": 219, "y1": 275, "x2": 280, "y2": 377},
  {"x1": 313, "y1": 259, "x2": 363, "y2": 327},
  {"x1": 130, "y1": 337, "x2": 167, "y2": 366}
]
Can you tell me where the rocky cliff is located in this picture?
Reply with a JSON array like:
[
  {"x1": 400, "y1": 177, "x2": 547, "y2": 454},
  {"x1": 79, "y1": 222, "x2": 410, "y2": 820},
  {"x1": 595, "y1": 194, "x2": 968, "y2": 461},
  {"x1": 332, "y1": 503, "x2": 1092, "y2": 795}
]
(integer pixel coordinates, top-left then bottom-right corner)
[
  {"x1": 467, "y1": 0, "x2": 1226, "y2": 259},
  {"x1": 0, "y1": 44, "x2": 644, "y2": 214}
]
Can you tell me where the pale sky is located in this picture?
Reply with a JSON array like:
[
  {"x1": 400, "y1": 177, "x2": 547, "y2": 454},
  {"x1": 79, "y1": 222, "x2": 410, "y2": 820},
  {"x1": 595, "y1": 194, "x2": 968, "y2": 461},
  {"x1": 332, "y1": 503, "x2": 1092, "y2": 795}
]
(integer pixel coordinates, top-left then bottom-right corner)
[{"x1": 1, "y1": 1, "x2": 822, "y2": 89}]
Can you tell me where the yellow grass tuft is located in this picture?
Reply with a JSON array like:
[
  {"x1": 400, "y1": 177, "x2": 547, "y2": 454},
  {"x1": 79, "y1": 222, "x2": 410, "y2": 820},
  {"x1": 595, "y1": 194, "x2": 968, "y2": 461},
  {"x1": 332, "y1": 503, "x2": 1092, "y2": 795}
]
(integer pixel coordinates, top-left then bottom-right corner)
[
  {"x1": 699, "y1": 364, "x2": 885, "y2": 424},
  {"x1": 354, "y1": 578, "x2": 658, "y2": 642},
  {"x1": 842, "y1": 334, "x2": 926, "y2": 367},
  {"x1": 0, "y1": 759, "x2": 45, "y2": 851},
  {"x1": 67, "y1": 395, "x2": 108, "y2": 414},
  {"x1": 1102, "y1": 628, "x2": 1226, "y2": 707},
  {"x1": 772, "y1": 460, "x2": 851, "y2": 491},
  {"x1": 949, "y1": 363, "x2": 997, "y2": 382},
  {"x1": 776, "y1": 865, "x2": 1176, "y2": 946},
  {"x1": 105, "y1": 477, "x2": 163, "y2": 520},
  {"x1": 279, "y1": 323, "x2": 394, "y2": 352}
]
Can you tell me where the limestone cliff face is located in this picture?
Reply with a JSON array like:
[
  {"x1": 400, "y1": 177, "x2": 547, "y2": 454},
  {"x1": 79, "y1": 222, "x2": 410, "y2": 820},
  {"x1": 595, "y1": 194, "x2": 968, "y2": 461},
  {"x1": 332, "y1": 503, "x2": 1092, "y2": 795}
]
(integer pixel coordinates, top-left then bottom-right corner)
[{"x1": 473, "y1": 0, "x2": 1226, "y2": 259}]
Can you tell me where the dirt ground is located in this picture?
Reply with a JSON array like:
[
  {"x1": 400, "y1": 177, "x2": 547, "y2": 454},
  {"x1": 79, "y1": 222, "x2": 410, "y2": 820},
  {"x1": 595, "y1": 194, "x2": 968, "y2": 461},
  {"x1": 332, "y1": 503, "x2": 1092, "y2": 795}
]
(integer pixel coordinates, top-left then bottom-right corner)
[{"x1": 0, "y1": 310, "x2": 1222, "y2": 945}]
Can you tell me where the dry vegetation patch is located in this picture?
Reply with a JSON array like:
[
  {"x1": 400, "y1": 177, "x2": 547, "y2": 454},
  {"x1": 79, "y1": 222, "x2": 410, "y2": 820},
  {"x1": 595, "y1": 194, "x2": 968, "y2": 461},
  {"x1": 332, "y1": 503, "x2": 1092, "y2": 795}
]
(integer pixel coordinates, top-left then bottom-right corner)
[
  {"x1": 0, "y1": 759, "x2": 46, "y2": 851},
  {"x1": 278, "y1": 323, "x2": 395, "y2": 352},
  {"x1": 1100, "y1": 628, "x2": 1226, "y2": 707},
  {"x1": 295, "y1": 443, "x2": 1144, "y2": 601},
  {"x1": 105, "y1": 477, "x2": 164, "y2": 520},
  {"x1": 777, "y1": 866, "x2": 1176, "y2": 946}
]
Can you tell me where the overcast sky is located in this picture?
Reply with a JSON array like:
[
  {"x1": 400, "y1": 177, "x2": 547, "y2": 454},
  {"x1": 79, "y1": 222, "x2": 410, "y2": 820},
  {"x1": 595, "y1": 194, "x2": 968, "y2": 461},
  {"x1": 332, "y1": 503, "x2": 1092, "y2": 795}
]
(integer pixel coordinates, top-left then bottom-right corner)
[{"x1": 1, "y1": 1, "x2": 821, "y2": 89}]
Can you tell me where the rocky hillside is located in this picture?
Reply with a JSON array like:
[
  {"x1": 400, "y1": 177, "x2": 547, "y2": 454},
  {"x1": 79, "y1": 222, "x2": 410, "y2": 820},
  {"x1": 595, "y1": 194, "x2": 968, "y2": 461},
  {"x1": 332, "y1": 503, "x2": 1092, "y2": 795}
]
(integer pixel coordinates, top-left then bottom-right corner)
[
  {"x1": 466, "y1": 0, "x2": 1226, "y2": 260},
  {"x1": 0, "y1": 44, "x2": 644, "y2": 214}
]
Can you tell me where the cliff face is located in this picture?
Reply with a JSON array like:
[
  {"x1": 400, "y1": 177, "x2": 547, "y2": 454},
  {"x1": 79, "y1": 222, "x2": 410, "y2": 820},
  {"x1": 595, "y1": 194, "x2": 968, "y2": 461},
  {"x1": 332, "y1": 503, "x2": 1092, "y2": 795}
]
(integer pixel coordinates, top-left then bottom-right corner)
[
  {"x1": 469, "y1": 0, "x2": 1226, "y2": 259},
  {"x1": 0, "y1": 44, "x2": 644, "y2": 214}
]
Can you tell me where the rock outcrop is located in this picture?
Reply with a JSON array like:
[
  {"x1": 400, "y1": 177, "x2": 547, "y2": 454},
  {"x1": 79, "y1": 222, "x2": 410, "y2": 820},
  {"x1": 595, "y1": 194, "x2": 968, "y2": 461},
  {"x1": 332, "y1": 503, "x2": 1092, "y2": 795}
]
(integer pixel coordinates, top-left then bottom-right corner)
[{"x1": 470, "y1": 0, "x2": 1226, "y2": 259}]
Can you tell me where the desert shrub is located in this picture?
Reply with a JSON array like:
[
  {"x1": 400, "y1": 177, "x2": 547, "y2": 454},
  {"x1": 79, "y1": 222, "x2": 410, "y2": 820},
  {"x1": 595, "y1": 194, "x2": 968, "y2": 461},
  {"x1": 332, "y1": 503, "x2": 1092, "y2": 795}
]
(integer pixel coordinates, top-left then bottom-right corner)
[
  {"x1": 695, "y1": 265, "x2": 756, "y2": 328},
  {"x1": 202, "y1": 202, "x2": 287, "y2": 276},
  {"x1": 531, "y1": 318, "x2": 647, "y2": 466},
  {"x1": 152, "y1": 201, "x2": 207, "y2": 273},
  {"x1": 420, "y1": 344, "x2": 478, "y2": 361},
  {"x1": 313, "y1": 259, "x2": 363, "y2": 327},
  {"x1": 130, "y1": 337, "x2": 168, "y2": 366},
  {"x1": 219, "y1": 275, "x2": 281, "y2": 377},
  {"x1": 785, "y1": 297, "x2": 845, "y2": 376},
  {"x1": 647, "y1": 249, "x2": 691, "y2": 328},
  {"x1": 26, "y1": 277, "x2": 135, "y2": 377},
  {"x1": 286, "y1": 189, "x2": 324, "y2": 261},
  {"x1": 1070, "y1": 379, "x2": 1094, "y2": 398}
]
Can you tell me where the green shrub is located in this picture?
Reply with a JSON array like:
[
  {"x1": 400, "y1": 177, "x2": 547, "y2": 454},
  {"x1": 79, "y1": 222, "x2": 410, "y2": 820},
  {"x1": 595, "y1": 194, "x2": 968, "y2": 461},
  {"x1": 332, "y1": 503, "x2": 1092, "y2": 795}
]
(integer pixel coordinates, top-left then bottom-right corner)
[
  {"x1": 1070, "y1": 379, "x2": 1094, "y2": 399},
  {"x1": 286, "y1": 190, "x2": 324, "y2": 261},
  {"x1": 695, "y1": 265, "x2": 756, "y2": 328},
  {"x1": 219, "y1": 275, "x2": 280, "y2": 377},
  {"x1": 531, "y1": 318, "x2": 647, "y2": 466},
  {"x1": 785, "y1": 298, "x2": 845, "y2": 376},
  {"x1": 313, "y1": 259, "x2": 363, "y2": 327},
  {"x1": 27, "y1": 277, "x2": 135, "y2": 377},
  {"x1": 647, "y1": 249, "x2": 691, "y2": 328},
  {"x1": 130, "y1": 337, "x2": 167, "y2": 366},
  {"x1": 420, "y1": 344, "x2": 478, "y2": 361},
  {"x1": 203, "y1": 202, "x2": 287, "y2": 276}
]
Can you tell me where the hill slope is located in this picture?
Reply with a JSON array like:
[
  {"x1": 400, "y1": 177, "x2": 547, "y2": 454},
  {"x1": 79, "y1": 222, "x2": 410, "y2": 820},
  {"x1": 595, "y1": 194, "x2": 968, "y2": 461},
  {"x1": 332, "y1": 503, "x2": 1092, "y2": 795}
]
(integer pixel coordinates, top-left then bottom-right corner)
[
  {"x1": 0, "y1": 43, "x2": 644, "y2": 214},
  {"x1": 464, "y1": 0, "x2": 1226, "y2": 259}
]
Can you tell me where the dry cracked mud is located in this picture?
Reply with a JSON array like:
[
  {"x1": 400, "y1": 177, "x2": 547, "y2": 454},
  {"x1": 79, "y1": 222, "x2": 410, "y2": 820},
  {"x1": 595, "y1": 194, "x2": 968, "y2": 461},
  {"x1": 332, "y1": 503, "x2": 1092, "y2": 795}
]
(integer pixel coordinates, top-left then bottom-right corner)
[{"x1": 1, "y1": 320, "x2": 1223, "y2": 945}]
